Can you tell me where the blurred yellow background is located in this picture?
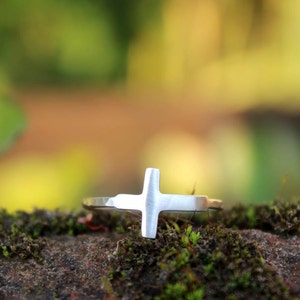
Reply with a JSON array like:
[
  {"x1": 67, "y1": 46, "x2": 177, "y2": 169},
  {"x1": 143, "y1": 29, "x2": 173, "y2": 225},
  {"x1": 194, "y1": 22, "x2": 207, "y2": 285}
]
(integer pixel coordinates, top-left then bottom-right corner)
[{"x1": 0, "y1": 1, "x2": 299, "y2": 212}]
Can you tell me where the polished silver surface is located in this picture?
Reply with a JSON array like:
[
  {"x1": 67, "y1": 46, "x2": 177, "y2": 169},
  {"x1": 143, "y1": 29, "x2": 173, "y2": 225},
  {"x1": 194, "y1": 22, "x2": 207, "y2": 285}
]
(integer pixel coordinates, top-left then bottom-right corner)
[{"x1": 83, "y1": 168, "x2": 222, "y2": 238}]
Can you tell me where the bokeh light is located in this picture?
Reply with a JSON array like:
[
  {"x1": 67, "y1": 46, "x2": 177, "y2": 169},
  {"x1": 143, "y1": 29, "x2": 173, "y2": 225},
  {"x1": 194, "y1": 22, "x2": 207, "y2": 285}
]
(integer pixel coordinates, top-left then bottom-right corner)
[
  {"x1": 0, "y1": 1, "x2": 299, "y2": 211},
  {"x1": 140, "y1": 131, "x2": 217, "y2": 195},
  {"x1": 0, "y1": 148, "x2": 97, "y2": 212}
]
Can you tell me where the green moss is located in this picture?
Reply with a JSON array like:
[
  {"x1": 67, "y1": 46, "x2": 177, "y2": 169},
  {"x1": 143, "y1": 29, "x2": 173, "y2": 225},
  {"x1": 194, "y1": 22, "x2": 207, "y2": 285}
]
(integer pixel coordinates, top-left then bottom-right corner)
[
  {"x1": 0, "y1": 226, "x2": 45, "y2": 260},
  {"x1": 0, "y1": 208, "x2": 136, "y2": 261},
  {"x1": 0, "y1": 198, "x2": 298, "y2": 298},
  {"x1": 0, "y1": 209, "x2": 88, "y2": 260},
  {"x1": 156, "y1": 282, "x2": 188, "y2": 300},
  {"x1": 0, "y1": 209, "x2": 86, "y2": 238},
  {"x1": 181, "y1": 225, "x2": 201, "y2": 247},
  {"x1": 197, "y1": 198, "x2": 300, "y2": 236},
  {"x1": 1, "y1": 245, "x2": 9, "y2": 257},
  {"x1": 108, "y1": 222, "x2": 293, "y2": 299}
]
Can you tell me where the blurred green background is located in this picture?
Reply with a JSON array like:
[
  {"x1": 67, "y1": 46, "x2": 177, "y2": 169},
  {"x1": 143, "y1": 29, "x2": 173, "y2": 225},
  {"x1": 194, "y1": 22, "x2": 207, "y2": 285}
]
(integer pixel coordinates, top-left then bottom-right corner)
[{"x1": 0, "y1": 0, "x2": 299, "y2": 212}]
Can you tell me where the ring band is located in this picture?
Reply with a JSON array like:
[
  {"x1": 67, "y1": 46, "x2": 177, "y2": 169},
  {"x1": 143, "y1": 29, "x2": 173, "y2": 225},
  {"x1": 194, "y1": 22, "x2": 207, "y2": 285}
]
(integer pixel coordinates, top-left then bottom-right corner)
[
  {"x1": 83, "y1": 196, "x2": 222, "y2": 211},
  {"x1": 83, "y1": 168, "x2": 222, "y2": 238}
]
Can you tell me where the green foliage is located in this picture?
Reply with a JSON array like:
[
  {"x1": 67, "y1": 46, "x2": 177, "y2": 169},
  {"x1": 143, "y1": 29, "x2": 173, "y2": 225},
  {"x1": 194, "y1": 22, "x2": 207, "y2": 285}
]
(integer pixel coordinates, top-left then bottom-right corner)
[
  {"x1": 1, "y1": 245, "x2": 9, "y2": 257},
  {"x1": 203, "y1": 263, "x2": 214, "y2": 275},
  {"x1": 184, "y1": 225, "x2": 201, "y2": 246},
  {"x1": 181, "y1": 225, "x2": 200, "y2": 247},
  {"x1": 159, "y1": 283, "x2": 187, "y2": 299},
  {"x1": 0, "y1": 0, "x2": 162, "y2": 85},
  {"x1": 156, "y1": 283, "x2": 204, "y2": 300},
  {"x1": 173, "y1": 248, "x2": 190, "y2": 269},
  {"x1": 186, "y1": 288, "x2": 205, "y2": 300},
  {"x1": 246, "y1": 206, "x2": 256, "y2": 228},
  {"x1": 0, "y1": 96, "x2": 26, "y2": 153}
]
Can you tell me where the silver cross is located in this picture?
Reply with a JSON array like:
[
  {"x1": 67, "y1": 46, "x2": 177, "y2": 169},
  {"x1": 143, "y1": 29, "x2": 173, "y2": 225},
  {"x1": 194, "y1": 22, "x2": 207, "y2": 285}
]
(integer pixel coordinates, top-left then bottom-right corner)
[{"x1": 83, "y1": 168, "x2": 222, "y2": 238}]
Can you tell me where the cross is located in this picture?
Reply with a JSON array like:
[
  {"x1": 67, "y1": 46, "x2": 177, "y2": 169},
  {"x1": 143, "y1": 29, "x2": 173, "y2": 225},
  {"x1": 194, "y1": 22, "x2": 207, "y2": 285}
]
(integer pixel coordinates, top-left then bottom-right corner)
[{"x1": 83, "y1": 168, "x2": 222, "y2": 238}]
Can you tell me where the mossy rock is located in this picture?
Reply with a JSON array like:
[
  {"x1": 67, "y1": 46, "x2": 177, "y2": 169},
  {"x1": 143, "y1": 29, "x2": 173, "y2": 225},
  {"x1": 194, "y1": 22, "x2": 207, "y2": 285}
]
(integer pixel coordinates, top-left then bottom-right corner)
[{"x1": 0, "y1": 199, "x2": 299, "y2": 299}]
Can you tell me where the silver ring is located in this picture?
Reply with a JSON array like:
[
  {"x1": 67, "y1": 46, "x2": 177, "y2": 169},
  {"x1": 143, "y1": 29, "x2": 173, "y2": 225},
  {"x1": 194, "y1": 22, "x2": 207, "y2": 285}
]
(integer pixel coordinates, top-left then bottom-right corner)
[{"x1": 83, "y1": 168, "x2": 222, "y2": 238}]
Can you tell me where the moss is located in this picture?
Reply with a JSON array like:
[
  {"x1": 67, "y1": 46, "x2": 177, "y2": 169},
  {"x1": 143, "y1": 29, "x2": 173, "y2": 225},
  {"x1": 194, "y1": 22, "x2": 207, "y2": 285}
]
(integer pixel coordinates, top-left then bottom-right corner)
[
  {"x1": 0, "y1": 198, "x2": 298, "y2": 298},
  {"x1": 0, "y1": 208, "x2": 135, "y2": 260},
  {"x1": 0, "y1": 209, "x2": 85, "y2": 238},
  {"x1": 0, "y1": 209, "x2": 87, "y2": 260},
  {"x1": 0, "y1": 224, "x2": 45, "y2": 260},
  {"x1": 196, "y1": 198, "x2": 300, "y2": 237},
  {"x1": 108, "y1": 222, "x2": 293, "y2": 299}
]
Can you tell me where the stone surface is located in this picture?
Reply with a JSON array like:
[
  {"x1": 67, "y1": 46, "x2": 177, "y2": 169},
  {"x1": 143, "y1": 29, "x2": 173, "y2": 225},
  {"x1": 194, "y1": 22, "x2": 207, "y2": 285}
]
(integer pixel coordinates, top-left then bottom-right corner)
[
  {"x1": 0, "y1": 229, "x2": 299, "y2": 299},
  {"x1": 239, "y1": 229, "x2": 300, "y2": 296}
]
